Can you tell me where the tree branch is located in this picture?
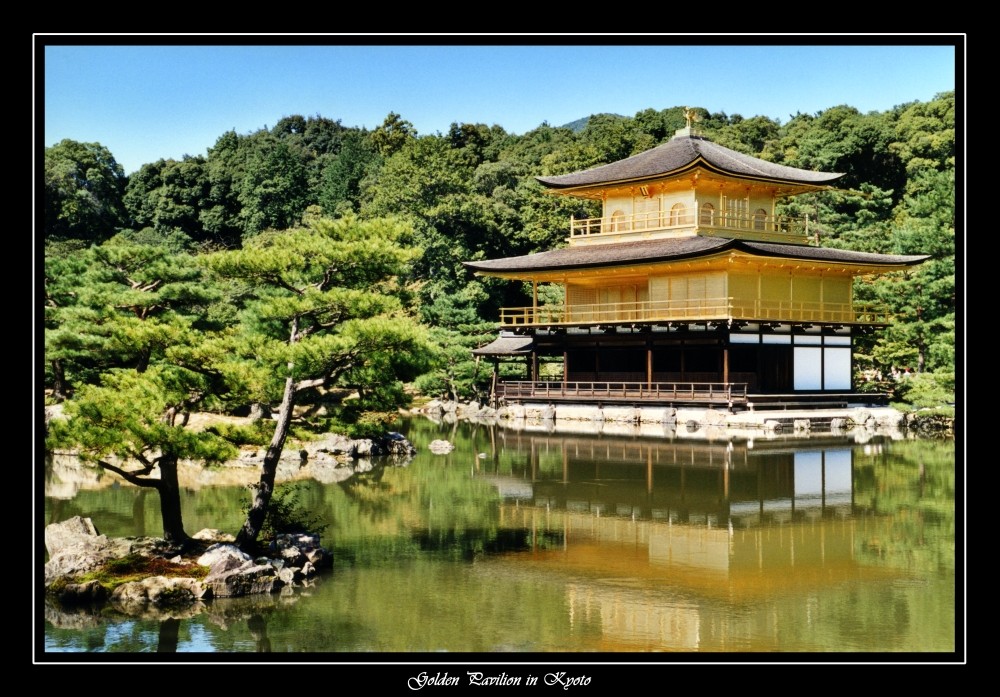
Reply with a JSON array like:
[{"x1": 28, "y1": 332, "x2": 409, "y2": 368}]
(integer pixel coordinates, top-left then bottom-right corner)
[
  {"x1": 294, "y1": 377, "x2": 328, "y2": 392},
  {"x1": 265, "y1": 274, "x2": 305, "y2": 296},
  {"x1": 311, "y1": 313, "x2": 346, "y2": 332},
  {"x1": 132, "y1": 279, "x2": 162, "y2": 293},
  {"x1": 314, "y1": 266, "x2": 336, "y2": 292},
  {"x1": 96, "y1": 459, "x2": 160, "y2": 489}
]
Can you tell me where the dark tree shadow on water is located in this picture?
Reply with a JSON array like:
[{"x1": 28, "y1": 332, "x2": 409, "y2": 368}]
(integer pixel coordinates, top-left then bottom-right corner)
[
  {"x1": 157, "y1": 618, "x2": 180, "y2": 653},
  {"x1": 248, "y1": 614, "x2": 271, "y2": 652}
]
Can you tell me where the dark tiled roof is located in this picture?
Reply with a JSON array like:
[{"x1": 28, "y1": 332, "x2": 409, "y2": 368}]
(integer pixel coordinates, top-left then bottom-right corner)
[
  {"x1": 464, "y1": 237, "x2": 929, "y2": 274},
  {"x1": 740, "y1": 241, "x2": 929, "y2": 266},
  {"x1": 472, "y1": 336, "x2": 535, "y2": 356},
  {"x1": 536, "y1": 135, "x2": 843, "y2": 189}
]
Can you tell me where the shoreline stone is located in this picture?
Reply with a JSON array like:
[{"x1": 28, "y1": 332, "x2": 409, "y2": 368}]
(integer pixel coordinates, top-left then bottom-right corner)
[
  {"x1": 412, "y1": 399, "x2": 951, "y2": 435},
  {"x1": 46, "y1": 429, "x2": 418, "y2": 500}
]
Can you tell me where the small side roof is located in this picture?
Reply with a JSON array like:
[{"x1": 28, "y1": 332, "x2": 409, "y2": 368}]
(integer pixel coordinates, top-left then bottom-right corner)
[
  {"x1": 536, "y1": 135, "x2": 843, "y2": 190},
  {"x1": 472, "y1": 336, "x2": 535, "y2": 356}
]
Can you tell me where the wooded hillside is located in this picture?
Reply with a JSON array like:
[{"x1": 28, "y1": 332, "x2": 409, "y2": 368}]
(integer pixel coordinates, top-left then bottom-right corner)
[{"x1": 44, "y1": 96, "x2": 957, "y2": 411}]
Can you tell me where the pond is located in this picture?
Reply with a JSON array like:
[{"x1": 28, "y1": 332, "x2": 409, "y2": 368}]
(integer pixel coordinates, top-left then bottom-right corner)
[{"x1": 40, "y1": 416, "x2": 958, "y2": 661}]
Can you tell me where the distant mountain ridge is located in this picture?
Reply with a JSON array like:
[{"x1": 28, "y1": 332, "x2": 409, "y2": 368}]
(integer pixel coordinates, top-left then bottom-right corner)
[{"x1": 560, "y1": 113, "x2": 626, "y2": 132}]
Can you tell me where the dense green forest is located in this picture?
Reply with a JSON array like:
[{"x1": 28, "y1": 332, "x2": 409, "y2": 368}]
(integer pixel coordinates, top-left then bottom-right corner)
[{"x1": 44, "y1": 96, "x2": 957, "y2": 420}]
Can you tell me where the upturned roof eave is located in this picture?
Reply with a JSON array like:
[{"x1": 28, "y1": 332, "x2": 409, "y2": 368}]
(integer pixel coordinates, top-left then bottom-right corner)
[
  {"x1": 738, "y1": 242, "x2": 931, "y2": 269},
  {"x1": 463, "y1": 238, "x2": 930, "y2": 278}
]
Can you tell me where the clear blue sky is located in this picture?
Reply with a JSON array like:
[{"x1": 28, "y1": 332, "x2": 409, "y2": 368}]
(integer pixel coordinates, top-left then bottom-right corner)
[{"x1": 39, "y1": 38, "x2": 960, "y2": 175}]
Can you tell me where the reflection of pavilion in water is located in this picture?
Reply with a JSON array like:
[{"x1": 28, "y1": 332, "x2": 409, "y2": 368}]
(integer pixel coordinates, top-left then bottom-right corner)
[
  {"x1": 481, "y1": 430, "x2": 864, "y2": 527},
  {"x1": 475, "y1": 431, "x2": 898, "y2": 650}
]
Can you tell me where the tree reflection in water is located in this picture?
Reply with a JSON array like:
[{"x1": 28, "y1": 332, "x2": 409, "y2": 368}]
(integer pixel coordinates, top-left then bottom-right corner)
[
  {"x1": 248, "y1": 614, "x2": 271, "y2": 653},
  {"x1": 42, "y1": 419, "x2": 957, "y2": 654}
]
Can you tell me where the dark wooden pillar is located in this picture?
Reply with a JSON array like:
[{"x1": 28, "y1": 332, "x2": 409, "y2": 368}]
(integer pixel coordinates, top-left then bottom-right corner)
[{"x1": 646, "y1": 343, "x2": 653, "y2": 390}]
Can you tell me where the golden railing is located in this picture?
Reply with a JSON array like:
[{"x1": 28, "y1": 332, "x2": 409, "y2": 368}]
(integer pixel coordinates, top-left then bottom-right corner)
[
  {"x1": 499, "y1": 298, "x2": 891, "y2": 326},
  {"x1": 569, "y1": 210, "x2": 814, "y2": 243}
]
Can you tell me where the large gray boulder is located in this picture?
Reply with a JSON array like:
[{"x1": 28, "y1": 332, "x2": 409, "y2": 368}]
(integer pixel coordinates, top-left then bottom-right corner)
[
  {"x1": 191, "y1": 543, "x2": 270, "y2": 598},
  {"x1": 49, "y1": 579, "x2": 109, "y2": 605},
  {"x1": 44, "y1": 517, "x2": 135, "y2": 585},
  {"x1": 197, "y1": 543, "x2": 252, "y2": 573},
  {"x1": 353, "y1": 439, "x2": 375, "y2": 457},
  {"x1": 110, "y1": 576, "x2": 208, "y2": 607},
  {"x1": 192, "y1": 528, "x2": 235, "y2": 543},
  {"x1": 204, "y1": 562, "x2": 284, "y2": 598},
  {"x1": 273, "y1": 532, "x2": 332, "y2": 569},
  {"x1": 45, "y1": 516, "x2": 100, "y2": 557},
  {"x1": 383, "y1": 432, "x2": 416, "y2": 456}
]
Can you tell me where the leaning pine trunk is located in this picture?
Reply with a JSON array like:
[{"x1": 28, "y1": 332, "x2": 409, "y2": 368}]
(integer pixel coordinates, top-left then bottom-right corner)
[
  {"x1": 156, "y1": 453, "x2": 189, "y2": 545},
  {"x1": 235, "y1": 374, "x2": 296, "y2": 552},
  {"x1": 50, "y1": 359, "x2": 71, "y2": 401}
]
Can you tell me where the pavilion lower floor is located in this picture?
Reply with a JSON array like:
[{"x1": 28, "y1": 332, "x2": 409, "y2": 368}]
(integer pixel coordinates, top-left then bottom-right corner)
[{"x1": 475, "y1": 321, "x2": 883, "y2": 409}]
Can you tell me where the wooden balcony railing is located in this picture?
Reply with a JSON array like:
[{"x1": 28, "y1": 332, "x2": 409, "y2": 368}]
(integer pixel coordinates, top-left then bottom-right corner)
[
  {"x1": 569, "y1": 210, "x2": 815, "y2": 243},
  {"x1": 498, "y1": 380, "x2": 748, "y2": 405},
  {"x1": 499, "y1": 298, "x2": 892, "y2": 326}
]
